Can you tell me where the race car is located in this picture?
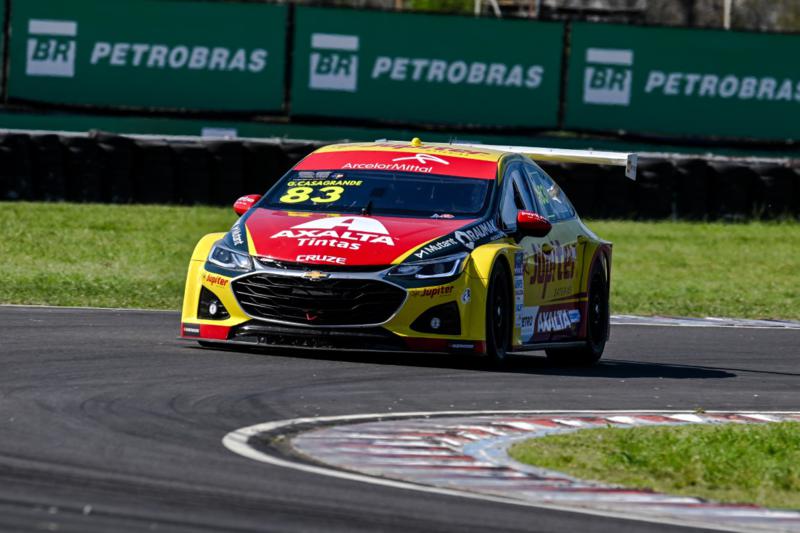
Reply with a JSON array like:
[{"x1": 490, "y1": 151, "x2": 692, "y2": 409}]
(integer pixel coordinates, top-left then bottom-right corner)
[{"x1": 180, "y1": 138, "x2": 637, "y2": 365}]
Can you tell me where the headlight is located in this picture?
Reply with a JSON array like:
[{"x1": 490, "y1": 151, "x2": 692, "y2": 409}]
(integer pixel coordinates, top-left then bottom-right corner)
[
  {"x1": 387, "y1": 252, "x2": 468, "y2": 279},
  {"x1": 207, "y1": 242, "x2": 252, "y2": 272}
]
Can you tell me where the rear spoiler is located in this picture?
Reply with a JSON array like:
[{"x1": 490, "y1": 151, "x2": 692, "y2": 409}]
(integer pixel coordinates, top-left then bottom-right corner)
[{"x1": 455, "y1": 144, "x2": 638, "y2": 180}]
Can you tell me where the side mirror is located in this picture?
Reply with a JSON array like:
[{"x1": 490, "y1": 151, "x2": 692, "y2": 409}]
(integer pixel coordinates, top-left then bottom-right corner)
[
  {"x1": 516, "y1": 210, "x2": 552, "y2": 238},
  {"x1": 233, "y1": 194, "x2": 261, "y2": 216}
]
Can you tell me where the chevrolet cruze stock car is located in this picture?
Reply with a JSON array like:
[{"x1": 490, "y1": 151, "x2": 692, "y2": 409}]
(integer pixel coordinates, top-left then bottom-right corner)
[{"x1": 180, "y1": 139, "x2": 637, "y2": 365}]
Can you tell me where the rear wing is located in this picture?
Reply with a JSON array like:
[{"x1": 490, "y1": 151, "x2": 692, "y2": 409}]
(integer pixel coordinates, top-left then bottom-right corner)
[{"x1": 456, "y1": 144, "x2": 638, "y2": 180}]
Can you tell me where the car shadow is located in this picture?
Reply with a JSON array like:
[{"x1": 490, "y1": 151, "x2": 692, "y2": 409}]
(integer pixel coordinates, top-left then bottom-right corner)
[{"x1": 187, "y1": 343, "x2": 735, "y2": 379}]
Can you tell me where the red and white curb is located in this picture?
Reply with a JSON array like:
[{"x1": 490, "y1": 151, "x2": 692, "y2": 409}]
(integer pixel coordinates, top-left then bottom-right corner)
[{"x1": 223, "y1": 410, "x2": 800, "y2": 533}]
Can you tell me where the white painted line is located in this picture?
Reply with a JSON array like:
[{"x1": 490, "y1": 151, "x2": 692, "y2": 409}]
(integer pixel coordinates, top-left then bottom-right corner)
[
  {"x1": 0, "y1": 303, "x2": 174, "y2": 313},
  {"x1": 223, "y1": 410, "x2": 800, "y2": 533}
]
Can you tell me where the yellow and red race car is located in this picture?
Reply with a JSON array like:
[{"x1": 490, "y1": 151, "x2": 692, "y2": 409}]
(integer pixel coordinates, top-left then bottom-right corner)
[{"x1": 180, "y1": 139, "x2": 637, "y2": 365}]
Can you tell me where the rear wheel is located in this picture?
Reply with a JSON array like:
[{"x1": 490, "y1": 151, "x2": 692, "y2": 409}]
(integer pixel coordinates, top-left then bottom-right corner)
[
  {"x1": 485, "y1": 263, "x2": 512, "y2": 363},
  {"x1": 546, "y1": 262, "x2": 609, "y2": 366}
]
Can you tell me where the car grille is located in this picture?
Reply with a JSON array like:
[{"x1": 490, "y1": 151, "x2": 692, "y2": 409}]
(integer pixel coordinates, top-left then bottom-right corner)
[{"x1": 232, "y1": 274, "x2": 406, "y2": 326}]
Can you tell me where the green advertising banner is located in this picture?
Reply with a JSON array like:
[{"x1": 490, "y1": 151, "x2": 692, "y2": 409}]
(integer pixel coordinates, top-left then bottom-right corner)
[
  {"x1": 565, "y1": 22, "x2": 800, "y2": 141},
  {"x1": 291, "y1": 7, "x2": 564, "y2": 128},
  {"x1": 7, "y1": 0, "x2": 287, "y2": 112}
]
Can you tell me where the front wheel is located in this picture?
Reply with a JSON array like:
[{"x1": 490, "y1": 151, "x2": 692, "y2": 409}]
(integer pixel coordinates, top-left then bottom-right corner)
[
  {"x1": 546, "y1": 262, "x2": 609, "y2": 366},
  {"x1": 485, "y1": 263, "x2": 512, "y2": 363}
]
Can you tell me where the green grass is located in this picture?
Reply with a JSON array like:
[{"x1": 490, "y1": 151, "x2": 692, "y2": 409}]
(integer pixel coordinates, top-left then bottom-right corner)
[
  {"x1": 0, "y1": 202, "x2": 798, "y2": 317},
  {"x1": 508, "y1": 422, "x2": 800, "y2": 509},
  {"x1": 0, "y1": 202, "x2": 236, "y2": 309},
  {"x1": 591, "y1": 220, "x2": 800, "y2": 320}
]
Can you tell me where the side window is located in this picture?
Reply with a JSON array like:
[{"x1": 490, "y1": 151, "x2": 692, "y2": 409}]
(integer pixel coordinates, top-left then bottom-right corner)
[
  {"x1": 524, "y1": 164, "x2": 576, "y2": 222},
  {"x1": 500, "y1": 163, "x2": 534, "y2": 230}
]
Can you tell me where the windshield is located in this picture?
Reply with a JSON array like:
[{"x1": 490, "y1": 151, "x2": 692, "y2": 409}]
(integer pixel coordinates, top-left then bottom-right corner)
[{"x1": 261, "y1": 170, "x2": 492, "y2": 218}]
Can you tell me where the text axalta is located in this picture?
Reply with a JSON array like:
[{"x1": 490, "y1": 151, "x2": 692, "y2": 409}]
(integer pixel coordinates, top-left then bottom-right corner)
[
  {"x1": 270, "y1": 229, "x2": 395, "y2": 249},
  {"x1": 529, "y1": 242, "x2": 577, "y2": 298}
]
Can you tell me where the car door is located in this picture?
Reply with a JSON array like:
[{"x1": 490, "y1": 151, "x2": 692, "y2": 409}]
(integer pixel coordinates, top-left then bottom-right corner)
[
  {"x1": 497, "y1": 161, "x2": 546, "y2": 346},
  {"x1": 521, "y1": 162, "x2": 583, "y2": 343}
]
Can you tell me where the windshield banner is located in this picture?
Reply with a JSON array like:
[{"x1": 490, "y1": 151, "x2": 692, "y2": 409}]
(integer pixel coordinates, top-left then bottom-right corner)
[
  {"x1": 8, "y1": 0, "x2": 287, "y2": 112},
  {"x1": 294, "y1": 150, "x2": 497, "y2": 179},
  {"x1": 290, "y1": 6, "x2": 564, "y2": 129},
  {"x1": 564, "y1": 22, "x2": 800, "y2": 141}
]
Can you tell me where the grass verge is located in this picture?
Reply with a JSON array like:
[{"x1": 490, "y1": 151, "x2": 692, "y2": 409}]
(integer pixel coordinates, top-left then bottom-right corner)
[
  {"x1": 0, "y1": 202, "x2": 798, "y2": 317},
  {"x1": 593, "y1": 220, "x2": 800, "y2": 320},
  {"x1": 508, "y1": 422, "x2": 800, "y2": 509},
  {"x1": 0, "y1": 202, "x2": 236, "y2": 309}
]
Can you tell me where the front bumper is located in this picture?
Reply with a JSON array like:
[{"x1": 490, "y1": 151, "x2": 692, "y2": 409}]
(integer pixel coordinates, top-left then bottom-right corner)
[{"x1": 180, "y1": 261, "x2": 490, "y2": 355}]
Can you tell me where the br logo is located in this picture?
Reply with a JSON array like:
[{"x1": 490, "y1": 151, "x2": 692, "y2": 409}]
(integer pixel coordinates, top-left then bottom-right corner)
[
  {"x1": 25, "y1": 19, "x2": 78, "y2": 78},
  {"x1": 582, "y1": 48, "x2": 633, "y2": 106},
  {"x1": 309, "y1": 33, "x2": 359, "y2": 92}
]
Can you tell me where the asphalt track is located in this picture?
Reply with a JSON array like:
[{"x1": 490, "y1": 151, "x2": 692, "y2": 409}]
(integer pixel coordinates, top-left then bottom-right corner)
[{"x1": 1, "y1": 306, "x2": 799, "y2": 533}]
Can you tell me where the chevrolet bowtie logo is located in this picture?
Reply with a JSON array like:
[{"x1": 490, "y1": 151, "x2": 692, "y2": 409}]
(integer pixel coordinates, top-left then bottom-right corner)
[{"x1": 302, "y1": 270, "x2": 330, "y2": 281}]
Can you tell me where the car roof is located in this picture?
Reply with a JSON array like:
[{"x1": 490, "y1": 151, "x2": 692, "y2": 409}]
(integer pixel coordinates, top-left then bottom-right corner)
[
  {"x1": 312, "y1": 140, "x2": 507, "y2": 162},
  {"x1": 301, "y1": 140, "x2": 506, "y2": 181}
]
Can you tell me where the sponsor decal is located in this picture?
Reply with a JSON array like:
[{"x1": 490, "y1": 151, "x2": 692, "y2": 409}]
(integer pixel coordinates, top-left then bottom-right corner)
[
  {"x1": 371, "y1": 57, "x2": 544, "y2": 90},
  {"x1": 306, "y1": 31, "x2": 548, "y2": 93},
  {"x1": 460, "y1": 288, "x2": 471, "y2": 305},
  {"x1": 644, "y1": 71, "x2": 800, "y2": 103},
  {"x1": 294, "y1": 150, "x2": 497, "y2": 180},
  {"x1": 449, "y1": 342, "x2": 475, "y2": 350},
  {"x1": 414, "y1": 286, "x2": 455, "y2": 298},
  {"x1": 270, "y1": 216, "x2": 394, "y2": 250},
  {"x1": 342, "y1": 161, "x2": 437, "y2": 173},
  {"x1": 90, "y1": 42, "x2": 266, "y2": 73},
  {"x1": 520, "y1": 307, "x2": 537, "y2": 341},
  {"x1": 413, "y1": 237, "x2": 458, "y2": 259},
  {"x1": 302, "y1": 270, "x2": 330, "y2": 281},
  {"x1": 514, "y1": 251, "x2": 524, "y2": 276},
  {"x1": 309, "y1": 33, "x2": 359, "y2": 91},
  {"x1": 583, "y1": 46, "x2": 800, "y2": 107},
  {"x1": 203, "y1": 274, "x2": 229, "y2": 288},
  {"x1": 454, "y1": 220, "x2": 501, "y2": 250},
  {"x1": 24, "y1": 17, "x2": 271, "y2": 80},
  {"x1": 529, "y1": 241, "x2": 577, "y2": 298},
  {"x1": 182, "y1": 324, "x2": 201, "y2": 337},
  {"x1": 535, "y1": 308, "x2": 581, "y2": 334},
  {"x1": 583, "y1": 48, "x2": 633, "y2": 106},
  {"x1": 231, "y1": 220, "x2": 244, "y2": 246},
  {"x1": 26, "y1": 19, "x2": 78, "y2": 78},
  {"x1": 391, "y1": 153, "x2": 449, "y2": 165},
  {"x1": 296, "y1": 254, "x2": 346, "y2": 265}
]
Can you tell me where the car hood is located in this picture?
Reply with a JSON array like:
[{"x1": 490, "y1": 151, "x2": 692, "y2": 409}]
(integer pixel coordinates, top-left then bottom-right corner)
[{"x1": 241, "y1": 209, "x2": 477, "y2": 267}]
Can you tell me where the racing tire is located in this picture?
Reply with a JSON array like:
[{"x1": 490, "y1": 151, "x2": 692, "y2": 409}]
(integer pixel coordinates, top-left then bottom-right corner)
[
  {"x1": 485, "y1": 262, "x2": 512, "y2": 364},
  {"x1": 545, "y1": 262, "x2": 609, "y2": 366}
]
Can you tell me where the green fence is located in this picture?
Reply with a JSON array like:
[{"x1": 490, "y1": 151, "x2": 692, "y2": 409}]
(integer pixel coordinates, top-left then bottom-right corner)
[
  {"x1": 290, "y1": 7, "x2": 564, "y2": 129},
  {"x1": 7, "y1": 0, "x2": 287, "y2": 112},
  {"x1": 564, "y1": 22, "x2": 800, "y2": 141},
  {"x1": 2, "y1": 2, "x2": 800, "y2": 143}
]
